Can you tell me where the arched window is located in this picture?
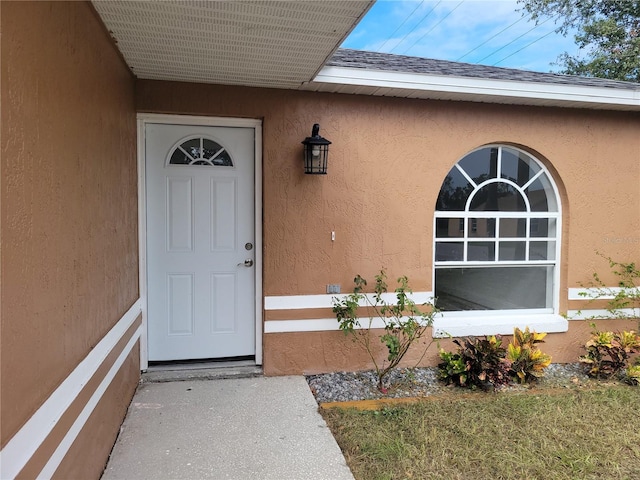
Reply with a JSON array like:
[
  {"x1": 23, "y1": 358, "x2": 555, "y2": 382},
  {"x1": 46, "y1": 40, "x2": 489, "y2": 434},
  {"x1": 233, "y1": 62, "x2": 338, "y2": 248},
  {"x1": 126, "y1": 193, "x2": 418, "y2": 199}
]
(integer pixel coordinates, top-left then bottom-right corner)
[
  {"x1": 434, "y1": 146, "x2": 561, "y2": 323},
  {"x1": 168, "y1": 136, "x2": 233, "y2": 166}
]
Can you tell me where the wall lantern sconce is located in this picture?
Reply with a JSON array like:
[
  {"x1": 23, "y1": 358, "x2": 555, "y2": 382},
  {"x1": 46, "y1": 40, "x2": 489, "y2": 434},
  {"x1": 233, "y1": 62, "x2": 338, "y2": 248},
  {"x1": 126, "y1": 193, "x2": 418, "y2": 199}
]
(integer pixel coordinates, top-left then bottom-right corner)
[{"x1": 302, "y1": 124, "x2": 331, "y2": 174}]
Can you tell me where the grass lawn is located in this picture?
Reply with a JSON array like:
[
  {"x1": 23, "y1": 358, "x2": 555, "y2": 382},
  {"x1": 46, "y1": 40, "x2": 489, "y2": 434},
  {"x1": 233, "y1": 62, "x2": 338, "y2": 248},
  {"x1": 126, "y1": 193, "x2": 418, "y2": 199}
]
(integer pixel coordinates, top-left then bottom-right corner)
[{"x1": 321, "y1": 385, "x2": 640, "y2": 480}]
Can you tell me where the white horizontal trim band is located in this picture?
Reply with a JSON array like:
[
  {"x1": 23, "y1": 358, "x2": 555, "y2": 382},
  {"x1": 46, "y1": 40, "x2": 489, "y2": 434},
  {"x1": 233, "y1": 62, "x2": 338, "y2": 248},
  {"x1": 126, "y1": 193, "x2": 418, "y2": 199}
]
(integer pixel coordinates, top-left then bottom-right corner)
[
  {"x1": 568, "y1": 287, "x2": 639, "y2": 301},
  {"x1": 0, "y1": 299, "x2": 142, "y2": 480},
  {"x1": 264, "y1": 316, "x2": 431, "y2": 334},
  {"x1": 264, "y1": 312, "x2": 569, "y2": 337},
  {"x1": 315, "y1": 66, "x2": 640, "y2": 107},
  {"x1": 264, "y1": 286, "x2": 637, "y2": 333},
  {"x1": 38, "y1": 325, "x2": 142, "y2": 479},
  {"x1": 566, "y1": 309, "x2": 638, "y2": 320},
  {"x1": 264, "y1": 291, "x2": 433, "y2": 311}
]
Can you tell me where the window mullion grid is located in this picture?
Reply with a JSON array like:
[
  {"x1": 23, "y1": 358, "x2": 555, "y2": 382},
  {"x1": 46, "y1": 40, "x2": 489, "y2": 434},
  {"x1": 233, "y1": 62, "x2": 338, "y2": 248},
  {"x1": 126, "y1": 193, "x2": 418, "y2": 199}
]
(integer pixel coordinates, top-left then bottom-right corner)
[
  {"x1": 208, "y1": 147, "x2": 226, "y2": 162},
  {"x1": 178, "y1": 145, "x2": 195, "y2": 163},
  {"x1": 435, "y1": 210, "x2": 560, "y2": 218},
  {"x1": 434, "y1": 146, "x2": 561, "y2": 314},
  {"x1": 522, "y1": 169, "x2": 544, "y2": 190},
  {"x1": 525, "y1": 215, "x2": 531, "y2": 261},
  {"x1": 433, "y1": 215, "x2": 559, "y2": 265},
  {"x1": 435, "y1": 211, "x2": 559, "y2": 219},
  {"x1": 456, "y1": 164, "x2": 477, "y2": 188},
  {"x1": 495, "y1": 217, "x2": 501, "y2": 264},
  {"x1": 463, "y1": 214, "x2": 469, "y2": 261},
  {"x1": 435, "y1": 260, "x2": 555, "y2": 267}
]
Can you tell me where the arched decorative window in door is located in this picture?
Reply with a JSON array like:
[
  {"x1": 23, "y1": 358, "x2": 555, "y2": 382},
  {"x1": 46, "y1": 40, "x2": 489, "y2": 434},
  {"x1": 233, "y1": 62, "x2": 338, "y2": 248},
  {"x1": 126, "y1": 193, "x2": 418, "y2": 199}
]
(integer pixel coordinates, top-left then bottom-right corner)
[
  {"x1": 168, "y1": 136, "x2": 233, "y2": 166},
  {"x1": 434, "y1": 145, "x2": 561, "y2": 313}
]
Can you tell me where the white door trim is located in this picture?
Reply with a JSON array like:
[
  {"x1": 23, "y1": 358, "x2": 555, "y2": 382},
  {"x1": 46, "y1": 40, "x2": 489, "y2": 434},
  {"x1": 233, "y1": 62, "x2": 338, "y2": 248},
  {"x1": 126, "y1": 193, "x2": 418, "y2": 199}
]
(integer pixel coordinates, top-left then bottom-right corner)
[{"x1": 137, "y1": 113, "x2": 263, "y2": 368}]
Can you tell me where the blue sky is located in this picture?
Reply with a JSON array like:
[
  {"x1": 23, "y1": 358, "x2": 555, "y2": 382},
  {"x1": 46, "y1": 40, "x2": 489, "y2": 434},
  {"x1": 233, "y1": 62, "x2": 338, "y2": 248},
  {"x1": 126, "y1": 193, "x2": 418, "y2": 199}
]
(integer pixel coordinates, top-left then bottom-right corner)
[{"x1": 341, "y1": 0, "x2": 581, "y2": 73}]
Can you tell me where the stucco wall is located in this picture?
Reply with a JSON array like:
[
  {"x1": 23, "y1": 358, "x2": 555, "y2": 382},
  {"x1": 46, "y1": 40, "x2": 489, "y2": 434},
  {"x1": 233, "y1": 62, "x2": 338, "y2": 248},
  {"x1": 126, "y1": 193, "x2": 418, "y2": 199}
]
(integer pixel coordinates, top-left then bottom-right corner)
[
  {"x1": 1, "y1": 1, "x2": 139, "y2": 476},
  {"x1": 137, "y1": 74, "x2": 639, "y2": 374}
]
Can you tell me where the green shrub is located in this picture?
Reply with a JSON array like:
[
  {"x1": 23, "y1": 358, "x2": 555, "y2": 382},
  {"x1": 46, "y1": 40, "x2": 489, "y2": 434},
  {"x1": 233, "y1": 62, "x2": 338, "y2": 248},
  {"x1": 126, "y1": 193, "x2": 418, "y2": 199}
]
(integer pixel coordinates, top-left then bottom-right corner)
[
  {"x1": 579, "y1": 325, "x2": 640, "y2": 379},
  {"x1": 507, "y1": 327, "x2": 552, "y2": 384},
  {"x1": 333, "y1": 269, "x2": 437, "y2": 392},
  {"x1": 574, "y1": 253, "x2": 639, "y2": 329},
  {"x1": 625, "y1": 362, "x2": 640, "y2": 386},
  {"x1": 438, "y1": 335, "x2": 510, "y2": 390}
]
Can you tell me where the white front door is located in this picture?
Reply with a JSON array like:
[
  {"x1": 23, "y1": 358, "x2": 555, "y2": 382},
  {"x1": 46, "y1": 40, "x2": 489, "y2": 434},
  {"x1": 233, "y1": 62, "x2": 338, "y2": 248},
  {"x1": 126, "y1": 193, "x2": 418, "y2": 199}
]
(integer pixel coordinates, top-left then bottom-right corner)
[{"x1": 145, "y1": 122, "x2": 255, "y2": 361}]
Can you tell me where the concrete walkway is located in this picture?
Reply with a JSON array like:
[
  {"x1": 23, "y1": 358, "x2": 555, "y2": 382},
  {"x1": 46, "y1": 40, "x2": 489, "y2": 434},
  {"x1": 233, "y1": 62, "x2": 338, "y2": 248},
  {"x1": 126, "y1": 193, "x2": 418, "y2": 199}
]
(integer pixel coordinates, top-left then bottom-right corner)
[{"x1": 102, "y1": 375, "x2": 354, "y2": 480}]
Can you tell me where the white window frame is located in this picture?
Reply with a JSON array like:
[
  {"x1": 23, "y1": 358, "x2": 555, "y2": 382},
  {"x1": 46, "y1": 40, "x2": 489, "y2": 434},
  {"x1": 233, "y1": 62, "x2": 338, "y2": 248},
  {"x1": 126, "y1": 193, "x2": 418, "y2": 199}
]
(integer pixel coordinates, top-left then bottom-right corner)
[
  {"x1": 167, "y1": 135, "x2": 235, "y2": 167},
  {"x1": 432, "y1": 145, "x2": 567, "y2": 337}
]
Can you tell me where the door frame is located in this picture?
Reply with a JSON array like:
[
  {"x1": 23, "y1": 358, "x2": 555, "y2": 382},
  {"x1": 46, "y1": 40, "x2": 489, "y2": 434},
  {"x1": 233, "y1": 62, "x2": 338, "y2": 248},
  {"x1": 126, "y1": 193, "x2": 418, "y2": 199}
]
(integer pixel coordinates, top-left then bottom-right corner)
[{"x1": 137, "y1": 113, "x2": 263, "y2": 370}]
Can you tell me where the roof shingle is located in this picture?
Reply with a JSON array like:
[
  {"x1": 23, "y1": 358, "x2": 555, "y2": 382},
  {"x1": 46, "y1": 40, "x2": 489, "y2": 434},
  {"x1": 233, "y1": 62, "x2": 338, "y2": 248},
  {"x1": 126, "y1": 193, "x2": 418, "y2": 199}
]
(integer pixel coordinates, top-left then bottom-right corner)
[{"x1": 328, "y1": 49, "x2": 640, "y2": 91}]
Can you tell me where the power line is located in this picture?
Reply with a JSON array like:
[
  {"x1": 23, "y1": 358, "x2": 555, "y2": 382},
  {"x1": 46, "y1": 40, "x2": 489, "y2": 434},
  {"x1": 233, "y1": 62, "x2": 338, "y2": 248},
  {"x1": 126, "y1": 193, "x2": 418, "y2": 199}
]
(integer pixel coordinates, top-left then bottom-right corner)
[
  {"x1": 389, "y1": 1, "x2": 442, "y2": 54},
  {"x1": 456, "y1": 16, "x2": 525, "y2": 62},
  {"x1": 377, "y1": 1, "x2": 426, "y2": 52},
  {"x1": 401, "y1": 1, "x2": 464, "y2": 55},
  {"x1": 492, "y1": 28, "x2": 557, "y2": 66},
  {"x1": 475, "y1": 14, "x2": 558, "y2": 64}
]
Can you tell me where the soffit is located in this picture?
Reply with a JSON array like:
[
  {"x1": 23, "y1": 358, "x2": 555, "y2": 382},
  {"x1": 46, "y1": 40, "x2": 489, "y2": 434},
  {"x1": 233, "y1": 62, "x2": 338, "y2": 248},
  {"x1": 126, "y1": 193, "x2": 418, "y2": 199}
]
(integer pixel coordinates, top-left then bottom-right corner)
[{"x1": 91, "y1": 0, "x2": 373, "y2": 88}]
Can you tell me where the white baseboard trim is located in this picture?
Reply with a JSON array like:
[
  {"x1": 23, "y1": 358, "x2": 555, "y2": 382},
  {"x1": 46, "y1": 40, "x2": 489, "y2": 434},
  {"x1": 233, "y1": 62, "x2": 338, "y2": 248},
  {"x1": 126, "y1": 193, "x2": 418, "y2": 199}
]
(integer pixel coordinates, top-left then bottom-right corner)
[{"x1": 0, "y1": 299, "x2": 142, "y2": 480}]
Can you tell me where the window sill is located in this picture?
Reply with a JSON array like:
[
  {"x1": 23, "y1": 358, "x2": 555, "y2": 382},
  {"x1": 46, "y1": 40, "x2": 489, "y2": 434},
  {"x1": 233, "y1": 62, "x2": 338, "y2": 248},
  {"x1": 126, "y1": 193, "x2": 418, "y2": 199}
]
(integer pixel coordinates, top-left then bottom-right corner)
[{"x1": 432, "y1": 312, "x2": 568, "y2": 338}]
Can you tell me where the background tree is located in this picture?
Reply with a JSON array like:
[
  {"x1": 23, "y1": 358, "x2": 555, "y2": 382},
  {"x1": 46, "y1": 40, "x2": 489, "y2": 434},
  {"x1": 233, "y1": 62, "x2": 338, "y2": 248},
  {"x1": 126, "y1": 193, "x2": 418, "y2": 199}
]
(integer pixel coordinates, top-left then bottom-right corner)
[{"x1": 519, "y1": 0, "x2": 640, "y2": 82}]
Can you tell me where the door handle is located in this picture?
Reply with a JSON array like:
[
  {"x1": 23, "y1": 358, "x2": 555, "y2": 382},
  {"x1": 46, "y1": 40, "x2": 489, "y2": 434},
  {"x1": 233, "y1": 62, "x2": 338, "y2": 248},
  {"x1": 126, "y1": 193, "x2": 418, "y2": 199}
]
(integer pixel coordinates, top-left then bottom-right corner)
[{"x1": 238, "y1": 259, "x2": 254, "y2": 267}]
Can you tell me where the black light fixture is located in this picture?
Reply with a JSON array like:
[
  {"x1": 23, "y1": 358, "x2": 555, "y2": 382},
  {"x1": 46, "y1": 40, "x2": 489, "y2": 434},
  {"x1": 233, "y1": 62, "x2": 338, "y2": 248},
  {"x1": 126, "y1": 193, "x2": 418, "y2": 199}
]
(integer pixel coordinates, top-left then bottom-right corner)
[{"x1": 301, "y1": 124, "x2": 331, "y2": 174}]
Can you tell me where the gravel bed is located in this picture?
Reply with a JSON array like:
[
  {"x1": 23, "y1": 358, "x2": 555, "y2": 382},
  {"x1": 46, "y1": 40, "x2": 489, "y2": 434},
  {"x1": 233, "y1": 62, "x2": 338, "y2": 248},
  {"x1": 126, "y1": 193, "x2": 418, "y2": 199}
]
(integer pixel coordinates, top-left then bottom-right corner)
[{"x1": 306, "y1": 363, "x2": 595, "y2": 404}]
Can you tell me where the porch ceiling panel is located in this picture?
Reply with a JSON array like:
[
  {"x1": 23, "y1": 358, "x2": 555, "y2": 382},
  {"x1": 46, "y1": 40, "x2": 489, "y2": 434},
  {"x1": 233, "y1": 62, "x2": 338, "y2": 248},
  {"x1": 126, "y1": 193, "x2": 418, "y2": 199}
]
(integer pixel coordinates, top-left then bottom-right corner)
[{"x1": 91, "y1": 0, "x2": 372, "y2": 88}]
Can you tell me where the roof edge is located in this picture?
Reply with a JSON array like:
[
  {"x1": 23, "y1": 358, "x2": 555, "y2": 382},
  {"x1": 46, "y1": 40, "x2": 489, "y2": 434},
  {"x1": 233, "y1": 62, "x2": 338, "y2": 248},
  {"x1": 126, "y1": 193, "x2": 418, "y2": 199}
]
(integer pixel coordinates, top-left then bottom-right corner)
[{"x1": 311, "y1": 65, "x2": 640, "y2": 110}]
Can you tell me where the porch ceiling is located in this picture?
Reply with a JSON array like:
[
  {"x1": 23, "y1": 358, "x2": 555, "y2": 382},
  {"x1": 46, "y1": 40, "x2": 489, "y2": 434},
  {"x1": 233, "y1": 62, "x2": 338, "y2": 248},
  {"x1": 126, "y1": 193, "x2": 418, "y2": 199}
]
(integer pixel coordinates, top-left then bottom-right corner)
[{"x1": 91, "y1": 0, "x2": 373, "y2": 89}]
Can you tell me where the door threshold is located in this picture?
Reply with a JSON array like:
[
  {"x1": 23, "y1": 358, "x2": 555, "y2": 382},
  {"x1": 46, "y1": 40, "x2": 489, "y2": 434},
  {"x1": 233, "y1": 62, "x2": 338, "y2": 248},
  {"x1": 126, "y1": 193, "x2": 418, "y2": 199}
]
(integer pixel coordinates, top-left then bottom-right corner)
[
  {"x1": 147, "y1": 357, "x2": 256, "y2": 372},
  {"x1": 143, "y1": 358, "x2": 262, "y2": 383}
]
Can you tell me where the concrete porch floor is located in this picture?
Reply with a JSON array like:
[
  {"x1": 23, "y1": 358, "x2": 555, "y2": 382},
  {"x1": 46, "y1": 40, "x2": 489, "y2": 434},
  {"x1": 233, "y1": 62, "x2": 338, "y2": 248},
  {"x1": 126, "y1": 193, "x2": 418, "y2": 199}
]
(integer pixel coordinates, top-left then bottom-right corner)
[{"x1": 101, "y1": 374, "x2": 354, "y2": 480}]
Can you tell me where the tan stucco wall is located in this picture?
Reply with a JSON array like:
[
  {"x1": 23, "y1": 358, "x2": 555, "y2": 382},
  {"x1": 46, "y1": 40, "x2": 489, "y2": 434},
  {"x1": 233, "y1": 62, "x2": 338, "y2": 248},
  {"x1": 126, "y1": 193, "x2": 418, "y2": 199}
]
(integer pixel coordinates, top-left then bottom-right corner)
[
  {"x1": 53, "y1": 342, "x2": 140, "y2": 480},
  {"x1": 137, "y1": 80, "x2": 639, "y2": 374},
  {"x1": 263, "y1": 319, "x2": 638, "y2": 375},
  {"x1": 15, "y1": 319, "x2": 141, "y2": 479},
  {"x1": 137, "y1": 81, "x2": 640, "y2": 293},
  {"x1": 1, "y1": 0, "x2": 139, "y2": 473}
]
